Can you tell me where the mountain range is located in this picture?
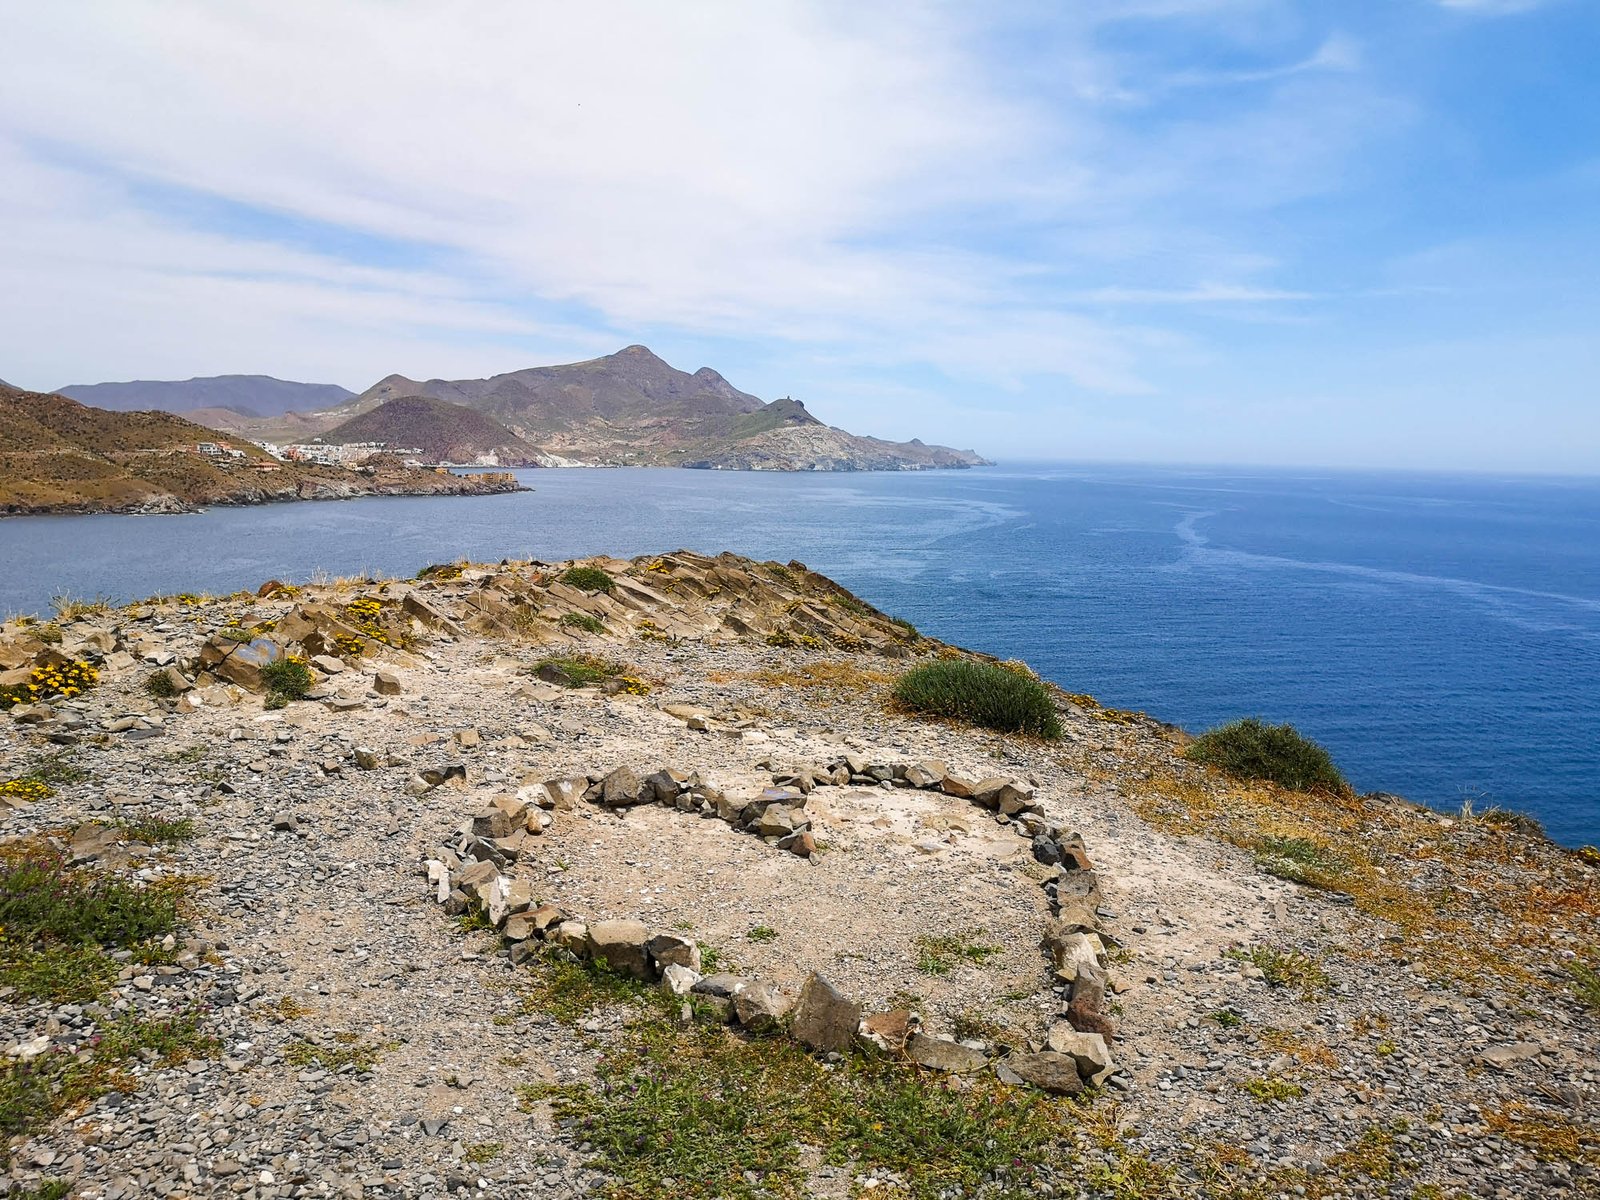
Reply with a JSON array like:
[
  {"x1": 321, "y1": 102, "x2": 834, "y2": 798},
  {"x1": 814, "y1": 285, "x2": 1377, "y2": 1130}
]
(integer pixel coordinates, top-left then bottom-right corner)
[
  {"x1": 56, "y1": 375, "x2": 355, "y2": 419},
  {"x1": 50, "y1": 347, "x2": 988, "y2": 471}
]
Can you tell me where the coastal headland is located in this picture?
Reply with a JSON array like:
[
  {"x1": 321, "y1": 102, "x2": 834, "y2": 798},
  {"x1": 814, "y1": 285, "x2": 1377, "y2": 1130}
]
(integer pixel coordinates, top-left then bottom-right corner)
[{"x1": 1, "y1": 552, "x2": 1595, "y2": 1198}]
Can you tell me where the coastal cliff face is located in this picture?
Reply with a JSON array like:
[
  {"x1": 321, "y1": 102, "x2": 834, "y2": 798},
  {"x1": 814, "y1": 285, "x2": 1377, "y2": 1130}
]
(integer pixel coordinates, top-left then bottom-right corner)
[
  {"x1": 0, "y1": 384, "x2": 525, "y2": 515},
  {"x1": 1, "y1": 553, "x2": 1595, "y2": 1198}
]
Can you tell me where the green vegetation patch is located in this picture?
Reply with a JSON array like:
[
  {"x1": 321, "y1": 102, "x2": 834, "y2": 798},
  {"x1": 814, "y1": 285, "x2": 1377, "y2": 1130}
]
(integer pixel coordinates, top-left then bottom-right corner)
[
  {"x1": 527, "y1": 1018, "x2": 1078, "y2": 1200},
  {"x1": 283, "y1": 1035, "x2": 387, "y2": 1073},
  {"x1": 417, "y1": 561, "x2": 466, "y2": 581},
  {"x1": 0, "y1": 839, "x2": 191, "y2": 1004},
  {"x1": 113, "y1": 815, "x2": 197, "y2": 846},
  {"x1": 914, "y1": 930, "x2": 1004, "y2": 977},
  {"x1": 1568, "y1": 957, "x2": 1600, "y2": 1012},
  {"x1": 516, "y1": 951, "x2": 662, "y2": 1026},
  {"x1": 559, "y1": 611, "x2": 607, "y2": 635},
  {"x1": 1227, "y1": 944, "x2": 1331, "y2": 1000},
  {"x1": 0, "y1": 1011, "x2": 213, "y2": 1137},
  {"x1": 1252, "y1": 834, "x2": 1344, "y2": 888},
  {"x1": 1184, "y1": 718, "x2": 1348, "y2": 793},
  {"x1": 1239, "y1": 1077, "x2": 1306, "y2": 1104},
  {"x1": 560, "y1": 565, "x2": 616, "y2": 594},
  {"x1": 260, "y1": 656, "x2": 313, "y2": 701},
  {"x1": 892, "y1": 660, "x2": 1063, "y2": 740},
  {"x1": 533, "y1": 654, "x2": 620, "y2": 688},
  {"x1": 144, "y1": 669, "x2": 179, "y2": 699}
]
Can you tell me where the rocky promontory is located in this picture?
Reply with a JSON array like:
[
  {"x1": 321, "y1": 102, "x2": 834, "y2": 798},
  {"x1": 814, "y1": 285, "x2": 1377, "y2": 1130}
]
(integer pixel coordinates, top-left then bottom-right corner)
[
  {"x1": 0, "y1": 385, "x2": 526, "y2": 516},
  {"x1": 1, "y1": 553, "x2": 1595, "y2": 1198}
]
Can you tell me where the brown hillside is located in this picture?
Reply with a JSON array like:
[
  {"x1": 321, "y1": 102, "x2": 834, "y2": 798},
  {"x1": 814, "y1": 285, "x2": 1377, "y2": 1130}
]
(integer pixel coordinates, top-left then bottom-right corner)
[
  {"x1": 320, "y1": 395, "x2": 543, "y2": 466},
  {"x1": 0, "y1": 387, "x2": 524, "y2": 515}
]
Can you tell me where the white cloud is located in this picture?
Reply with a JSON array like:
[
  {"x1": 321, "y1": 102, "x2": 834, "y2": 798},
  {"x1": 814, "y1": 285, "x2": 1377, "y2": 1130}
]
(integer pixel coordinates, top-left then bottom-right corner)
[{"x1": 0, "y1": 0, "x2": 1392, "y2": 416}]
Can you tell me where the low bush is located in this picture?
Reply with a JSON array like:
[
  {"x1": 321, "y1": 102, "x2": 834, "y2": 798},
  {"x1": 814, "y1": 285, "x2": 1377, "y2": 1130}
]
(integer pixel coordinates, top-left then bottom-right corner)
[
  {"x1": 0, "y1": 1011, "x2": 213, "y2": 1137},
  {"x1": 144, "y1": 669, "x2": 179, "y2": 699},
  {"x1": 558, "y1": 612, "x2": 606, "y2": 635},
  {"x1": 1184, "y1": 718, "x2": 1348, "y2": 793},
  {"x1": 891, "y1": 660, "x2": 1063, "y2": 740},
  {"x1": 560, "y1": 566, "x2": 615, "y2": 594},
  {"x1": 532, "y1": 654, "x2": 617, "y2": 688},
  {"x1": 0, "y1": 660, "x2": 100, "y2": 709},
  {"x1": 0, "y1": 843, "x2": 180, "y2": 950},
  {"x1": 416, "y1": 561, "x2": 465, "y2": 581},
  {"x1": 260, "y1": 657, "x2": 313, "y2": 701}
]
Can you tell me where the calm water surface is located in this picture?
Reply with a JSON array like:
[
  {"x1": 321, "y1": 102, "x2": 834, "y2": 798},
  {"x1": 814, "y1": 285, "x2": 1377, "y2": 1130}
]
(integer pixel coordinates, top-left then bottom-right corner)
[{"x1": 2, "y1": 463, "x2": 1596, "y2": 846}]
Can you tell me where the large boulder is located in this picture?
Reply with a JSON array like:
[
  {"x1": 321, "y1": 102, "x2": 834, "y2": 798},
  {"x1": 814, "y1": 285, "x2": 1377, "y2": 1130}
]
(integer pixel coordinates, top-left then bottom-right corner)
[
  {"x1": 585, "y1": 919, "x2": 653, "y2": 979},
  {"x1": 1001, "y1": 1052, "x2": 1084, "y2": 1096},
  {"x1": 198, "y1": 636, "x2": 285, "y2": 691},
  {"x1": 790, "y1": 973, "x2": 860, "y2": 1054},
  {"x1": 731, "y1": 981, "x2": 788, "y2": 1032}
]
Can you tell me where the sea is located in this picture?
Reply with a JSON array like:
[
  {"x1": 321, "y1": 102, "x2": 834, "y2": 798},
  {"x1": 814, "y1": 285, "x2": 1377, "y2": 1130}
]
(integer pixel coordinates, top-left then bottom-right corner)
[{"x1": 2, "y1": 463, "x2": 1596, "y2": 847}]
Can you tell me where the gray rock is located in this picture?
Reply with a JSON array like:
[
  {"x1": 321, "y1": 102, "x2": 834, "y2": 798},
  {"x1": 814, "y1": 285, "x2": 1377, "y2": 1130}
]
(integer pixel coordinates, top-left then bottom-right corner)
[
  {"x1": 1044, "y1": 1026, "x2": 1114, "y2": 1085},
  {"x1": 600, "y1": 767, "x2": 643, "y2": 807},
  {"x1": 660, "y1": 964, "x2": 701, "y2": 997},
  {"x1": 692, "y1": 973, "x2": 752, "y2": 999},
  {"x1": 731, "y1": 981, "x2": 788, "y2": 1032},
  {"x1": 1004, "y1": 1051, "x2": 1085, "y2": 1095},
  {"x1": 585, "y1": 919, "x2": 653, "y2": 979},
  {"x1": 645, "y1": 934, "x2": 701, "y2": 973},
  {"x1": 905, "y1": 1033, "x2": 988, "y2": 1074},
  {"x1": 791, "y1": 973, "x2": 860, "y2": 1054}
]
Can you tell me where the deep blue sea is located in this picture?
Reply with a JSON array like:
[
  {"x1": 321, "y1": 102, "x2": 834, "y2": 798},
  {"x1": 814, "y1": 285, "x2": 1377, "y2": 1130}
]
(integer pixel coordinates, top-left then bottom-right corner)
[{"x1": 2, "y1": 463, "x2": 1596, "y2": 847}]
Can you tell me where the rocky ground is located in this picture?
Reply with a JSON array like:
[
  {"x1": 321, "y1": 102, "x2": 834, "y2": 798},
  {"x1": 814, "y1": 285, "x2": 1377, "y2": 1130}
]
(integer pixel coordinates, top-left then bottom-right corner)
[{"x1": 1, "y1": 552, "x2": 1595, "y2": 1199}]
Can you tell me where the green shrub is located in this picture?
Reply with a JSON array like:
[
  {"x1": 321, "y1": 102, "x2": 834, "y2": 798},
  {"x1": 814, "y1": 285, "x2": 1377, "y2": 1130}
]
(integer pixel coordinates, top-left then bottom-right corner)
[
  {"x1": 145, "y1": 670, "x2": 178, "y2": 699},
  {"x1": 531, "y1": 654, "x2": 617, "y2": 688},
  {"x1": 559, "y1": 566, "x2": 615, "y2": 594},
  {"x1": 0, "y1": 844, "x2": 180, "y2": 949},
  {"x1": 1185, "y1": 718, "x2": 1348, "y2": 793},
  {"x1": 891, "y1": 660, "x2": 1062, "y2": 740},
  {"x1": 558, "y1": 611, "x2": 606, "y2": 635},
  {"x1": 417, "y1": 561, "x2": 465, "y2": 581},
  {"x1": 0, "y1": 1011, "x2": 213, "y2": 1137},
  {"x1": 260, "y1": 657, "x2": 313, "y2": 701}
]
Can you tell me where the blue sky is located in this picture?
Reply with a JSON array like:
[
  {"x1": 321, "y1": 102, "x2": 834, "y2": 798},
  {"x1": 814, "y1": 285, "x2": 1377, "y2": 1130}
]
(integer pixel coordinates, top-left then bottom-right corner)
[{"x1": 1, "y1": 0, "x2": 1596, "y2": 471}]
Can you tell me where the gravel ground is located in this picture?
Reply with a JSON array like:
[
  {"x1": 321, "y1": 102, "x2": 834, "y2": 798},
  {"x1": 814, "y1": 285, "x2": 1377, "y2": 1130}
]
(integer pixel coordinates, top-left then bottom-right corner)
[{"x1": 2, "y1": 559, "x2": 1596, "y2": 1199}]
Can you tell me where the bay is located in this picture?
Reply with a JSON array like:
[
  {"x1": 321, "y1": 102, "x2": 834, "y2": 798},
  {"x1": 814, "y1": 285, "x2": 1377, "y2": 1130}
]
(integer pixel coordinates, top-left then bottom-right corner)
[{"x1": 2, "y1": 462, "x2": 1596, "y2": 847}]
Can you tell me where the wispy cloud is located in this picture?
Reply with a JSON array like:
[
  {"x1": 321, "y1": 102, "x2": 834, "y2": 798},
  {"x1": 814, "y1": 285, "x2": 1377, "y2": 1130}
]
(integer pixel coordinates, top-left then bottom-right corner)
[{"x1": 0, "y1": 0, "x2": 1593, "y2": 469}]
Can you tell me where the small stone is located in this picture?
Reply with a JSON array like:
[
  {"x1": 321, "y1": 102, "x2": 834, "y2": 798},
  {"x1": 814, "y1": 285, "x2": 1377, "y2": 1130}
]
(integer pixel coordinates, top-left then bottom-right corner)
[{"x1": 905, "y1": 1033, "x2": 987, "y2": 1074}]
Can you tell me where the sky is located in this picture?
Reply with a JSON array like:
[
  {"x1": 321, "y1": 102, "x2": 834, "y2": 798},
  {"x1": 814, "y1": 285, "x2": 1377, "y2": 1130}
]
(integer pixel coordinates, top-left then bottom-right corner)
[{"x1": 1, "y1": 1, "x2": 1597, "y2": 472}]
